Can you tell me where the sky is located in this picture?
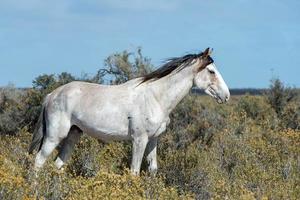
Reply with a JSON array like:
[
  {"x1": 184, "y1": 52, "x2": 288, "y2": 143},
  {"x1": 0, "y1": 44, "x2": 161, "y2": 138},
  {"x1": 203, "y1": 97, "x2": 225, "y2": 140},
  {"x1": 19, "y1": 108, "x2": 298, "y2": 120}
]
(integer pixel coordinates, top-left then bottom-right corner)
[{"x1": 0, "y1": 0, "x2": 300, "y2": 88}]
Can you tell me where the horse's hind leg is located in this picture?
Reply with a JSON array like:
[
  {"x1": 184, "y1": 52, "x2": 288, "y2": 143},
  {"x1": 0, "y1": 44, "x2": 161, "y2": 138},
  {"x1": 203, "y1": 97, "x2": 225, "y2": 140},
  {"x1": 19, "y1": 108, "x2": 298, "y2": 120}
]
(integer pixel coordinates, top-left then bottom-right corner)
[
  {"x1": 34, "y1": 115, "x2": 71, "y2": 171},
  {"x1": 55, "y1": 126, "x2": 82, "y2": 169}
]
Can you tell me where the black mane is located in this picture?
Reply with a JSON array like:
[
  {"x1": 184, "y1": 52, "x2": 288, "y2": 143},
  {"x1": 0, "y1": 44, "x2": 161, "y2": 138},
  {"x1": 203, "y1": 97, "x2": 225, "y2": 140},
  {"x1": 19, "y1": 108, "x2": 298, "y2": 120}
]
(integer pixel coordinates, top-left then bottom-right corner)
[{"x1": 141, "y1": 52, "x2": 213, "y2": 84}]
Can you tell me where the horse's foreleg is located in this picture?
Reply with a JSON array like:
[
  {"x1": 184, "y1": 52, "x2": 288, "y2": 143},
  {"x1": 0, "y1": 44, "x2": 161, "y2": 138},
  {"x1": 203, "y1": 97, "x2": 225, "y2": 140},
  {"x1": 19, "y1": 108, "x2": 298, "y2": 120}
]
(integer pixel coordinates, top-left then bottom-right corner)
[
  {"x1": 131, "y1": 136, "x2": 148, "y2": 175},
  {"x1": 145, "y1": 137, "x2": 158, "y2": 175},
  {"x1": 55, "y1": 126, "x2": 82, "y2": 169}
]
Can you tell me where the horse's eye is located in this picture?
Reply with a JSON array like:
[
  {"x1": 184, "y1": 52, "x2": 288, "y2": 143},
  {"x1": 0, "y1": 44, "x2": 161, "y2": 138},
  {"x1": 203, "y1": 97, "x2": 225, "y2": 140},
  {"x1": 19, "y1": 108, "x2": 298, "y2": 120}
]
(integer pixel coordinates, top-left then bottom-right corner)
[{"x1": 208, "y1": 70, "x2": 215, "y2": 75}]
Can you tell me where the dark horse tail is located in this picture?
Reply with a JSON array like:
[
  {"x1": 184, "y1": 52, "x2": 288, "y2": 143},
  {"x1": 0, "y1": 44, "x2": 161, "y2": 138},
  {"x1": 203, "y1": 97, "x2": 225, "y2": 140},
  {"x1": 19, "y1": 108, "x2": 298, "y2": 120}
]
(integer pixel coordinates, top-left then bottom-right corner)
[{"x1": 28, "y1": 99, "x2": 48, "y2": 154}]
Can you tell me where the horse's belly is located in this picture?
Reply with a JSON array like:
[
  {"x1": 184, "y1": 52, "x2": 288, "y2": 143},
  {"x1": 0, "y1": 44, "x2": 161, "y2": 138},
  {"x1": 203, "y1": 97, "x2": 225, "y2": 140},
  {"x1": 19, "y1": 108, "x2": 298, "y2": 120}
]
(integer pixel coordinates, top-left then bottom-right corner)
[
  {"x1": 79, "y1": 122, "x2": 130, "y2": 142},
  {"x1": 72, "y1": 111, "x2": 130, "y2": 142},
  {"x1": 85, "y1": 129, "x2": 130, "y2": 142}
]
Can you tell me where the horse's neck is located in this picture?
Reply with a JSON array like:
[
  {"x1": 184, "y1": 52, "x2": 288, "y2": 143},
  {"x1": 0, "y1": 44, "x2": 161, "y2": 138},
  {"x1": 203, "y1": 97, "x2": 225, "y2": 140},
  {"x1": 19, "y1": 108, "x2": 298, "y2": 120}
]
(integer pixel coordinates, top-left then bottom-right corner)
[{"x1": 149, "y1": 67, "x2": 195, "y2": 114}]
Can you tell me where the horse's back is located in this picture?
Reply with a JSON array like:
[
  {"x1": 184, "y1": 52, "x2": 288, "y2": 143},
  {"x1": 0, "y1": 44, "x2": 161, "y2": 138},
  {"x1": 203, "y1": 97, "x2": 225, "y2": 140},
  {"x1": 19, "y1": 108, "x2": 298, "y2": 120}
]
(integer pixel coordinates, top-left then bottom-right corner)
[{"x1": 45, "y1": 81, "x2": 140, "y2": 140}]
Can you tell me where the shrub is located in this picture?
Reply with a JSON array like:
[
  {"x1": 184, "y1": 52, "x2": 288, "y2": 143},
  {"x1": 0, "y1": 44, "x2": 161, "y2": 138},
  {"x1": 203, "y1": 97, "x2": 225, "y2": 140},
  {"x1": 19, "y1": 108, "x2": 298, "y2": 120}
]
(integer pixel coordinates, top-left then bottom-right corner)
[
  {"x1": 67, "y1": 135, "x2": 102, "y2": 177},
  {"x1": 0, "y1": 132, "x2": 192, "y2": 199},
  {"x1": 1, "y1": 92, "x2": 300, "y2": 199},
  {"x1": 235, "y1": 95, "x2": 279, "y2": 130},
  {"x1": 0, "y1": 85, "x2": 25, "y2": 135},
  {"x1": 266, "y1": 78, "x2": 298, "y2": 116},
  {"x1": 280, "y1": 102, "x2": 300, "y2": 130},
  {"x1": 103, "y1": 47, "x2": 153, "y2": 84},
  {"x1": 264, "y1": 78, "x2": 300, "y2": 130},
  {"x1": 236, "y1": 95, "x2": 265, "y2": 120}
]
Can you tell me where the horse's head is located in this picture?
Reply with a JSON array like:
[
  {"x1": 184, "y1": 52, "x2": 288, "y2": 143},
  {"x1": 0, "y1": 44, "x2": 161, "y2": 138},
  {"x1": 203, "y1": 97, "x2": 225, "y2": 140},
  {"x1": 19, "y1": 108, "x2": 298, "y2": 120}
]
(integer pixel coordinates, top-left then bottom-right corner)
[{"x1": 194, "y1": 48, "x2": 230, "y2": 103}]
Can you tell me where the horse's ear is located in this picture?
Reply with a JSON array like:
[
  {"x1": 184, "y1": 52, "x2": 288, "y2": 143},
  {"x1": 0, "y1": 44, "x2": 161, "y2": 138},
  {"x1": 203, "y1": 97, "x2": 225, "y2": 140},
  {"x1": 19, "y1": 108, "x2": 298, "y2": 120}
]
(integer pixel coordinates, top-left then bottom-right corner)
[{"x1": 203, "y1": 48, "x2": 210, "y2": 56}]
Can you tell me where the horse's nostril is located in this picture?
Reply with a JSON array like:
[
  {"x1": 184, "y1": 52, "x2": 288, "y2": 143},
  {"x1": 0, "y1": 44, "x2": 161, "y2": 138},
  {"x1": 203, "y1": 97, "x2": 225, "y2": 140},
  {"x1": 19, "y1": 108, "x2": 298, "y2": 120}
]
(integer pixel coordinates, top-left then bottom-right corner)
[{"x1": 225, "y1": 95, "x2": 229, "y2": 102}]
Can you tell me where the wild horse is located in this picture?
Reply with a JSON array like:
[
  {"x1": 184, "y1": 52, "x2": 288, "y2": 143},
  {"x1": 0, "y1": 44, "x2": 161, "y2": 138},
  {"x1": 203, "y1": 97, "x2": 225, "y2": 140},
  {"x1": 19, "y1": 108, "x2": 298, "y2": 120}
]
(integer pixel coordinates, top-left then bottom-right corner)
[{"x1": 29, "y1": 48, "x2": 230, "y2": 175}]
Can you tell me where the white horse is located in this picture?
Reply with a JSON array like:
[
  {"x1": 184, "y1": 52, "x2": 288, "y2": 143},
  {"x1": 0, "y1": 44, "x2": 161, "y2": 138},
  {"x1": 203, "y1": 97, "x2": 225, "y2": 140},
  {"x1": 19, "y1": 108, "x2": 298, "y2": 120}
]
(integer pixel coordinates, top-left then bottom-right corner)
[{"x1": 29, "y1": 48, "x2": 230, "y2": 175}]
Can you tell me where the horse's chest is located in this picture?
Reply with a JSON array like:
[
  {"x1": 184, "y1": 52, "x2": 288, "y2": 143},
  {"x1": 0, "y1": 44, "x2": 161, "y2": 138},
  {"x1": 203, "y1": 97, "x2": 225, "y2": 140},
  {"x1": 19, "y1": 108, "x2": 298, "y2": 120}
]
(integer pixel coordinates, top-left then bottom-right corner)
[
  {"x1": 131, "y1": 92, "x2": 169, "y2": 136},
  {"x1": 137, "y1": 111, "x2": 169, "y2": 137}
]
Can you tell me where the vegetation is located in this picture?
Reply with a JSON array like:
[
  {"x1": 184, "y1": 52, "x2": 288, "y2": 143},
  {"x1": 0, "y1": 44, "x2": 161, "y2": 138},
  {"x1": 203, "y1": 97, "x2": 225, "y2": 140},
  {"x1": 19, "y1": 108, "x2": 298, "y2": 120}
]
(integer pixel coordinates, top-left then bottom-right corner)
[{"x1": 0, "y1": 49, "x2": 299, "y2": 199}]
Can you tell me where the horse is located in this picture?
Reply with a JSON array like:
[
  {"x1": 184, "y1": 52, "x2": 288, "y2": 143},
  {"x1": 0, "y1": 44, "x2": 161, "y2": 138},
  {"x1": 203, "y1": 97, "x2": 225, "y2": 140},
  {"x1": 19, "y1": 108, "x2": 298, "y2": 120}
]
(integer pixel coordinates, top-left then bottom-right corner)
[{"x1": 28, "y1": 48, "x2": 230, "y2": 175}]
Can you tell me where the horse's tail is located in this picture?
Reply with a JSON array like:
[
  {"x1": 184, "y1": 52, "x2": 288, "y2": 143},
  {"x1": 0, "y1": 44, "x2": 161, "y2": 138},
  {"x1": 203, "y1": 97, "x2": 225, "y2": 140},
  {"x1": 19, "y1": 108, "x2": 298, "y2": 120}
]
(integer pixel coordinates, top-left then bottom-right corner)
[{"x1": 28, "y1": 97, "x2": 48, "y2": 154}]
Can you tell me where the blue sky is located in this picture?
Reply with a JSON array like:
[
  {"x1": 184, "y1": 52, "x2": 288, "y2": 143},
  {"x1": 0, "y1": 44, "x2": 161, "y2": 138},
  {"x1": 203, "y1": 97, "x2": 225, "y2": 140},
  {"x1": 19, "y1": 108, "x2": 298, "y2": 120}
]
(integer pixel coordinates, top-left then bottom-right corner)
[{"x1": 0, "y1": 0, "x2": 299, "y2": 88}]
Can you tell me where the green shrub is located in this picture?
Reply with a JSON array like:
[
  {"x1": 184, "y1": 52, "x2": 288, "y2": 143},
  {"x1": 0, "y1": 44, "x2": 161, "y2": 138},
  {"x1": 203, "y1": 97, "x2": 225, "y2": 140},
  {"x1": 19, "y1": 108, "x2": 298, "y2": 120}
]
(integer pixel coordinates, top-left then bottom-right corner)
[
  {"x1": 280, "y1": 102, "x2": 300, "y2": 130},
  {"x1": 0, "y1": 85, "x2": 25, "y2": 135},
  {"x1": 236, "y1": 95, "x2": 266, "y2": 120},
  {"x1": 266, "y1": 78, "x2": 298, "y2": 116},
  {"x1": 103, "y1": 47, "x2": 153, "y2": 84}
]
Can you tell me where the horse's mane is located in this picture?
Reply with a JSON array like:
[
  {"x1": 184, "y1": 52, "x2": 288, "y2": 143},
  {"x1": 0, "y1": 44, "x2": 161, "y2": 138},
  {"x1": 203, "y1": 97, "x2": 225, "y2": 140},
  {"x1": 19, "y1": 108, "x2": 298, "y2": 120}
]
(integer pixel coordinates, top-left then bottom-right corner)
[{"x1": 140, "y1": 52, "x2": 213, "y2": 84}]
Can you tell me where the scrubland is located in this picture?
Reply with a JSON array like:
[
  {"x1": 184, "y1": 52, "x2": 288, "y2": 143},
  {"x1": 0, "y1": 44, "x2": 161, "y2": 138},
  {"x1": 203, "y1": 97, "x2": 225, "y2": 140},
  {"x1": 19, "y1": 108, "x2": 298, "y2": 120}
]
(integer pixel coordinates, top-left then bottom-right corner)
[
  {"x1": 0, "y1": 50, "x2": 299, "y2": 199},
  {"x1": 1, "y1": 86, "x2": 299, "y2": 199}
]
